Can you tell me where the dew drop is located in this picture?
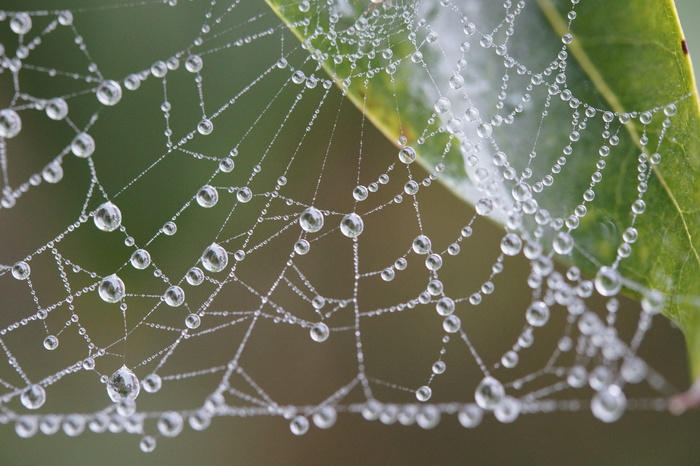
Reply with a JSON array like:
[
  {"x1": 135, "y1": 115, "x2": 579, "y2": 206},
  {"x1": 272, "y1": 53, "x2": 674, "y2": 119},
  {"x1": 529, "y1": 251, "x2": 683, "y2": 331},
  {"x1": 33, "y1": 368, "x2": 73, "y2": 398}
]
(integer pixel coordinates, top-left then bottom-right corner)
[
  {"x1": 458, "y1": 404, "x2": 483, "y2": 428},
  {"x1": 443, "y1": 315, "x2": 461, "y2": 333},
  {"x1": 142, "y1": 373, "x2": 162, "y2": 393},
  {"x1": 312, "y1": 406, "x2": 337, "y2": 429},
  {"x1": 526, "y1": 301, "x2": 549, "y2": 327},
  {"x1": 140, "y1": 435, "x2": 157, "y2": 453},
  {"x1": 158, "y1": 411, "x2": 184, "y2": 437},
  {"x1": 94, "y1": 202, "x2": 122, "y2": 232},
  {"x1": 185, "y1": 313, "x2": 201, "y2": 329},
  {"x1": 399, "y1": 146, "x2": 416, "y2": 164},
  {"x1": 340, "y1": 213, "x2": 364, "y2": 238},
  {"x1": 494, "y1": 396, "x2": 521, "y2": 423},
  {"x1": 353, "y1": 185, "x2": 369, "y2": 201},
  {"x1": 595, "y1": 266, "x2": 622, "y2": 297},
  {"x1": 425, "y1": 253, "x2": 443, "y2": 271},
  {"x1": 43, "y1": 335, "x2": 59, "y2": 350},
  {"x1": 0, "y1": 109, "x2": 22, "y2": 138},
  {"x1": 196, "y1": 185, "x2": 218, "y2": 207},
  {"x1": 500, "y1": 233, "x2": 522, "y2": 256},
  {"x1": 45, "y1": 98, "x2": 68, "y2": 120},
  {"x1": 12, "y1": 261, "x2": 31, "y2": 280},
  {"x1": 299, "y1": 207, "x2": 324, "y2": 233},
  {"x1": 290, "y1": 416, "x2": 309, "y2": 435},
  {"x1": 435, "y1": 297, "x2": 455, "y2": 316},
  {"x1": 21, "y1": 384, "x2": 46, "y2": 409},
  {"x1": 10, "y1": 13, "x2": 32, "y2": 35},
  {"x1": 71, "y1": 133, "x2": 95, "y2": 157},
  {"x1": 198, "y1": 119, "x2": 214, "y2": 135},
  {"x1": 106, "y1": 365, "x2": 140, "y2": 402},
  {"x1": 552, "y1": 231, "x2": 574, "y2": 255},
  {"x1": 310, "y1": 322, "x2": 329, "y2": 342},
  {"x1": 475, "y1": 376, "x2": 505, "y2": 410},
  {"x1": 236, "y1": 187, "x2": 252, "y2": 203},
  {"x1": 475, "y1": 198, "x2": 493, "y2": 216},
  {"x1": 294, "y1": 240, "x2": 310, "y2": 255},
  {"x1": 591, "y1": 385, "x2": 626, "y2": 423},
  {"x1": 201, "y1": 243, "x2": 228, "y2": 272},
  {"x1": 186, "y1": 267, "x2": 204, "y2": 285},
  {"x1": 130, "y1": 249, "x2": 151, "y2": 270},
  {"x1": 96, "y1": 80, "x2": 122, "y2": 106},
  {"x1": 185, "y1": 55, "x2": 203, "y2": 73},
  {"x1": 163, "y1": 285, "x2": 185, "y2": 307},
  {"x1": 477, "y1": 123, "x2": 492, "y2": 138},
  {"x1": 412, "y1": 235, "x2": 432, "y2": 254},
  {"x1": 98, "y1": 274, "x2": 125, "y2": 303},
  {"x1": 434, "y1": 97, "x2": 451, "y2": 114},
  {"x1": 416, "y1": 385, "x2": 432, "y2": 402}
]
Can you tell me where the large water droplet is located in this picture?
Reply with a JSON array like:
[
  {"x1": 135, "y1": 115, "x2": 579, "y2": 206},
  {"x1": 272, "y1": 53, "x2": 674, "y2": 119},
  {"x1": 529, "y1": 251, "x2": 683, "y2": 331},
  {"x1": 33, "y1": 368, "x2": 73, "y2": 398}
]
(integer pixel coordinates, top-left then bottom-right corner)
[
  {"x1": 106, "y1": 365, "x2": 140, "y2": 402},
  {"x1": 553, "y1": 231, "x2": 574, "y2": 255},
  {"x1": 594, "y1": 266, "x2": 622, "y2": 296},
  {"x1": 526, "y1": 301, "x2": 549, "y2": 327},
  {"x1": 196, "y1": 185, "x2": 218, "y2": 208},
  {"x1": 45, "y1": 98, "x2": 68, "y2": 120},
  {"x1": 10, "y1": 13, "x2": 33, "y2": 35},
  {"x1": 290, "y1": 416, "x2": 309, "y2": 435},
  {"x1": 158, "y1": 411, "x2": 184, "y2": 437},
  {"x1": 43, "y1": 335, "x2": 59, "y2": 350},
  {"x1": 398, "y1": 146, "x2": 416, "y2": 164},
  {"x1": 500, "y1": 233, "x2": 522, "y2": 256},
  {"x1": 458, "y1": 404, "x2": 483, "y2": 428},
  {"x1": 142, "y1": 373, "x2": 162, "y2": 393},
  {"x1": 340, "y1": 213, "x2": 364, "y2": 238},
  {"x1": 21, "y1": 384, "x2": 46, "y2": 409},
  {"x1": 163, "y1": 285, "x2": 185, "y2": 307},
  {"x1": 0, "y1": 109, "x2": 22, "y2": 138},
  {"x1": 130, "y1": 249, "x2": 151, "y2": 270},
  {"x1": 310, "y1": 322, "x2": 329, "y2": 342},
  {"x1": 185, "y1": 55, "x2": 203, "y2": 73},
  {"x1": 12, "y1": 261, "x2": 31, "y2": 280},
  {"x1": 94, "y1": 202, "x2": 122, "y2": 232},
  {"x1": 312, "y1": 406, "x2": 337, "y2": 429},
  {"x1": 299, "y1": 207, "x2": 324, "y2": 233},
  {"x1": 201, "y1": 243, "x2": 228, "y2": 272},
  {"x1": 71, "y1": 133, "x2": 95, "y2": 158},
  {"x1": 415, "y1": 385, "x2": 432, "y2": 402},
  {"x1": 494, "y1": 396, "x2": 521, "y2": 423},
  {"x1": 591, "y1": 385, "x2": 626, "y2": 423},
  {"x1": 412, "y1": 235, "x2": 432, "y2": 254},
  {"x1": 475, "y1": 376, "x2": 504, "y2": 410},
  {"x1": 96, "y1": 80, "x2": 123, "y2": 106},
  {"x1": 99, "y1": 274, "x2": 125, "y2": 303}
]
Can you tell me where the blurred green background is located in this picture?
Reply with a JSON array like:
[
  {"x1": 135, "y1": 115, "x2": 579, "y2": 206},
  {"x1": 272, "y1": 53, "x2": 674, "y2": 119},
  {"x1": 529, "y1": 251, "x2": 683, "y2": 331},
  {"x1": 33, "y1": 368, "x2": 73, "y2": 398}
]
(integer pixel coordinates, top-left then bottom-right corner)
[{"x1": 0, "y1": 1, "x2": 699, "y2": 464}]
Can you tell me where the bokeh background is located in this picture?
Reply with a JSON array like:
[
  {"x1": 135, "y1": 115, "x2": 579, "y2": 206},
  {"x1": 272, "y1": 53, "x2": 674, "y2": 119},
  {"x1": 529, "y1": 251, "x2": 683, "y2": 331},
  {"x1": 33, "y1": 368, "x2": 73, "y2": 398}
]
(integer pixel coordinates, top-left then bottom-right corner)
[{"x1": 0, "y1": 1, "x2": 699, "y2": 464}]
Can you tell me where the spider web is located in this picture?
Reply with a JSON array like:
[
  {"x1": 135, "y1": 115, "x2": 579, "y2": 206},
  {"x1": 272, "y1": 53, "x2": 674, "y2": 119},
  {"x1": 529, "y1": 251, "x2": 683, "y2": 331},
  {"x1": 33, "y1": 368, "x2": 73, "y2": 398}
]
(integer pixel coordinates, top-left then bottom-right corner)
[{"x1": 0, "y1": 0, "x2": 691, "y2": 452}]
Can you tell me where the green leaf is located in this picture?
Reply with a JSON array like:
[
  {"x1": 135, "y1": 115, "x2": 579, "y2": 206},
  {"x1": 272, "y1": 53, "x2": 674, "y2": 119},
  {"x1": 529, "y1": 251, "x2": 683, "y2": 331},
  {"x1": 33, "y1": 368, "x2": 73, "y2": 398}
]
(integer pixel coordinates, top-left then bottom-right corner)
[{"x1": 267, "y1": 0, "x2": 700, "y2": 380}]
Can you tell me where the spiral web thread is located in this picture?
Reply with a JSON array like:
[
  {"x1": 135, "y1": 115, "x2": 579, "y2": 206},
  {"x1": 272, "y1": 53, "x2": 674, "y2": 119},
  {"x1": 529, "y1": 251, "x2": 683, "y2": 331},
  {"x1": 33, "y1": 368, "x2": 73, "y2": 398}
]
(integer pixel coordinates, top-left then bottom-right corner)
[{"x1": 0, "y1": 0, "x2": 690, "y2": 451}]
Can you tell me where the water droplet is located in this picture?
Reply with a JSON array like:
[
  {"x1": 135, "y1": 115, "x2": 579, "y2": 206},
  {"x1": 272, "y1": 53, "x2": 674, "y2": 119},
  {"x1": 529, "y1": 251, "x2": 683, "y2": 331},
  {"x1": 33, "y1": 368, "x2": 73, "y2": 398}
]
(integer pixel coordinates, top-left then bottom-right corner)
[
  {"x1": 526, "y1": 301, "x2": 549, "y2": 327},
  {"x1": 594, "y1": 266, "x2": 622, "y2": 296},
  {"x1": 96, "y1": 80, "x2": 122, "y2": 106},
  {"x1": 16, "y1": 416, "x2": 39, "y2": 438},
  {"x1": 494, "y1": 396, "x2": 521, "y2": 423},
  {"x1": 294, "y1": 240, "x2": 310, "y2": 255},
  {"x1": 45, "y1": 98, "x2": 68, "y2": 120},
  {"x1": 130, "y1": 249, "x2": 151, "y2": 270},
  {"x1": 500, "y1": 233, "x2": 522, "y2": 256},
  {"x1": 196, "y1": 185, "x2": 218, "y2": 207},
  {"x1": 381, "y1": 268, "x2": 395, "y2": 281},
  {"x1": 511, "y1": 182, "x2": 532, "y2": 201},
  {"x1": 189, "y1": 409, "x2": 211, "y2": 431},
  {"x1": 567, "y1": 365, "x2": 587, "y2": 388},
  {"x1": 432, "y1": 361, "x2": 446, "y2": 374},
  {"x1": 63, "y1": 414, "x2": 86, "y2": 437},
  {"x1": 443, "y1": 315, "x2": 461, "y2": 333},
  {"x1": 312, "y1": 406, "x2": 337, "y2": 429},
  {"x1": 458, "y1": 404, "x2": 483, "y2": 428},
  {"x1": 0, "y1": 109, "x2": 22, "y2": 138},
  {"x1": 434, "y1": 97, "x2": 451, "y2": 114},
  {"x1": 99, "y1": 274, "x2": 125, "y2": 303},
  {"x1": 435, "y1": 297, "x2": 455, "y2": 316},
  {"x1": 310, "y1": 322, "x2": 329, "y2": 342},
  {"x1": 591, "y1": 385, "x2": 626, "y2": 423},
  {"x1": 140, "y1": 435, "x2": 157, "y2": 453},
  {"x1": 552, "y1": 231, "x2": 574, "y2": 255},
  {"x1": 449, "y1": 74, "x2": 464, "y2": 90},
  {"x1": 164, "y1": 286, "x2": 185, "y2": 307},
  {"x1": 10, "y1": 13, "x2": 32, "y2": 35},
  {"x1": 475, "y1": 198, "x2": 493, "y2": 216},
  {"x1": 398, "y1": 146, "x2": 416, "y2": 164},
  {"x1": 219, "y1": 157, "x2": 235, "y2": 172},
  {"x1": 185, "y1": 313, "x2": 201, "y2": 329},
  {"x1": 416, "y1": 405, "x2": 441, "y2": 429},
  {"x1": 185, "y1": 55, "x2": 203, "y2": 73},
  {"x1": 94, "y1": 202, "x2": 122, "y2": 232},
  {"x1": 425, "y1": 253, "x2": 443, "y2": 271},
  {"x1": 71, "y1": 133, "x2": 95, "y2": 157},
  {"x1": 501, "y1": 350, "x2": 519, "y2": 368},
  {"x1": 477, "y1": 123, "x2": 492, "y2": 138},
  {"x1": 641, "y1": 289, "x2": 664, "y2": 314},
  {"x1": 404, "y1": 180, "x2": 419, "y2": 195},
  {"x1": 158, "y1": 411, "x2": 184, "y2": 437},
  {"x1": 142, "y1": 373, "x2": 162, "y2": 393},
  {"x1": 106, "y1": 365, "x2": 140, "y2": 402},
  {"x1": 416, "y1": 385, "x2": 432, "y2": 402},
  {"x1": 186, "y1": 267, "x2": 204, "y2": 285},
  {"x1": 340, "y1": 213, "x2": 364, "y2": 238},
  {"x1": 21, "y1": 384, "x2": 46, "y2": 409},
  {"x1": 639, "y1": 111, "x2": 652, "y2": 125},
  {"x1": 198, "y1": 119, "x2": 213, "y2": 135},
  {"x1": 12, "y1": 261, "x2": 31, "y2": 280},
  {"x1": 475, "y1": 376, "x2": 505, "y2": 410},
  {"x1": 236, "y1": 187, "x2": 252, "y2": 203},
  {"x1": 290, "y1": 416, "x2": 309, "y2": 435},
  {"x1": 43, "y1": 335, "x2": 59, "y2": 350},
  {"x1": 299, "y1": 207, "x2": 324, "y2": 233},
  {"x1": 412, "y1": 235, "x2": 432, "y2": 254},
  {"x1": 201, "y1": 243, "x2": 228, "y2": 272}
]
